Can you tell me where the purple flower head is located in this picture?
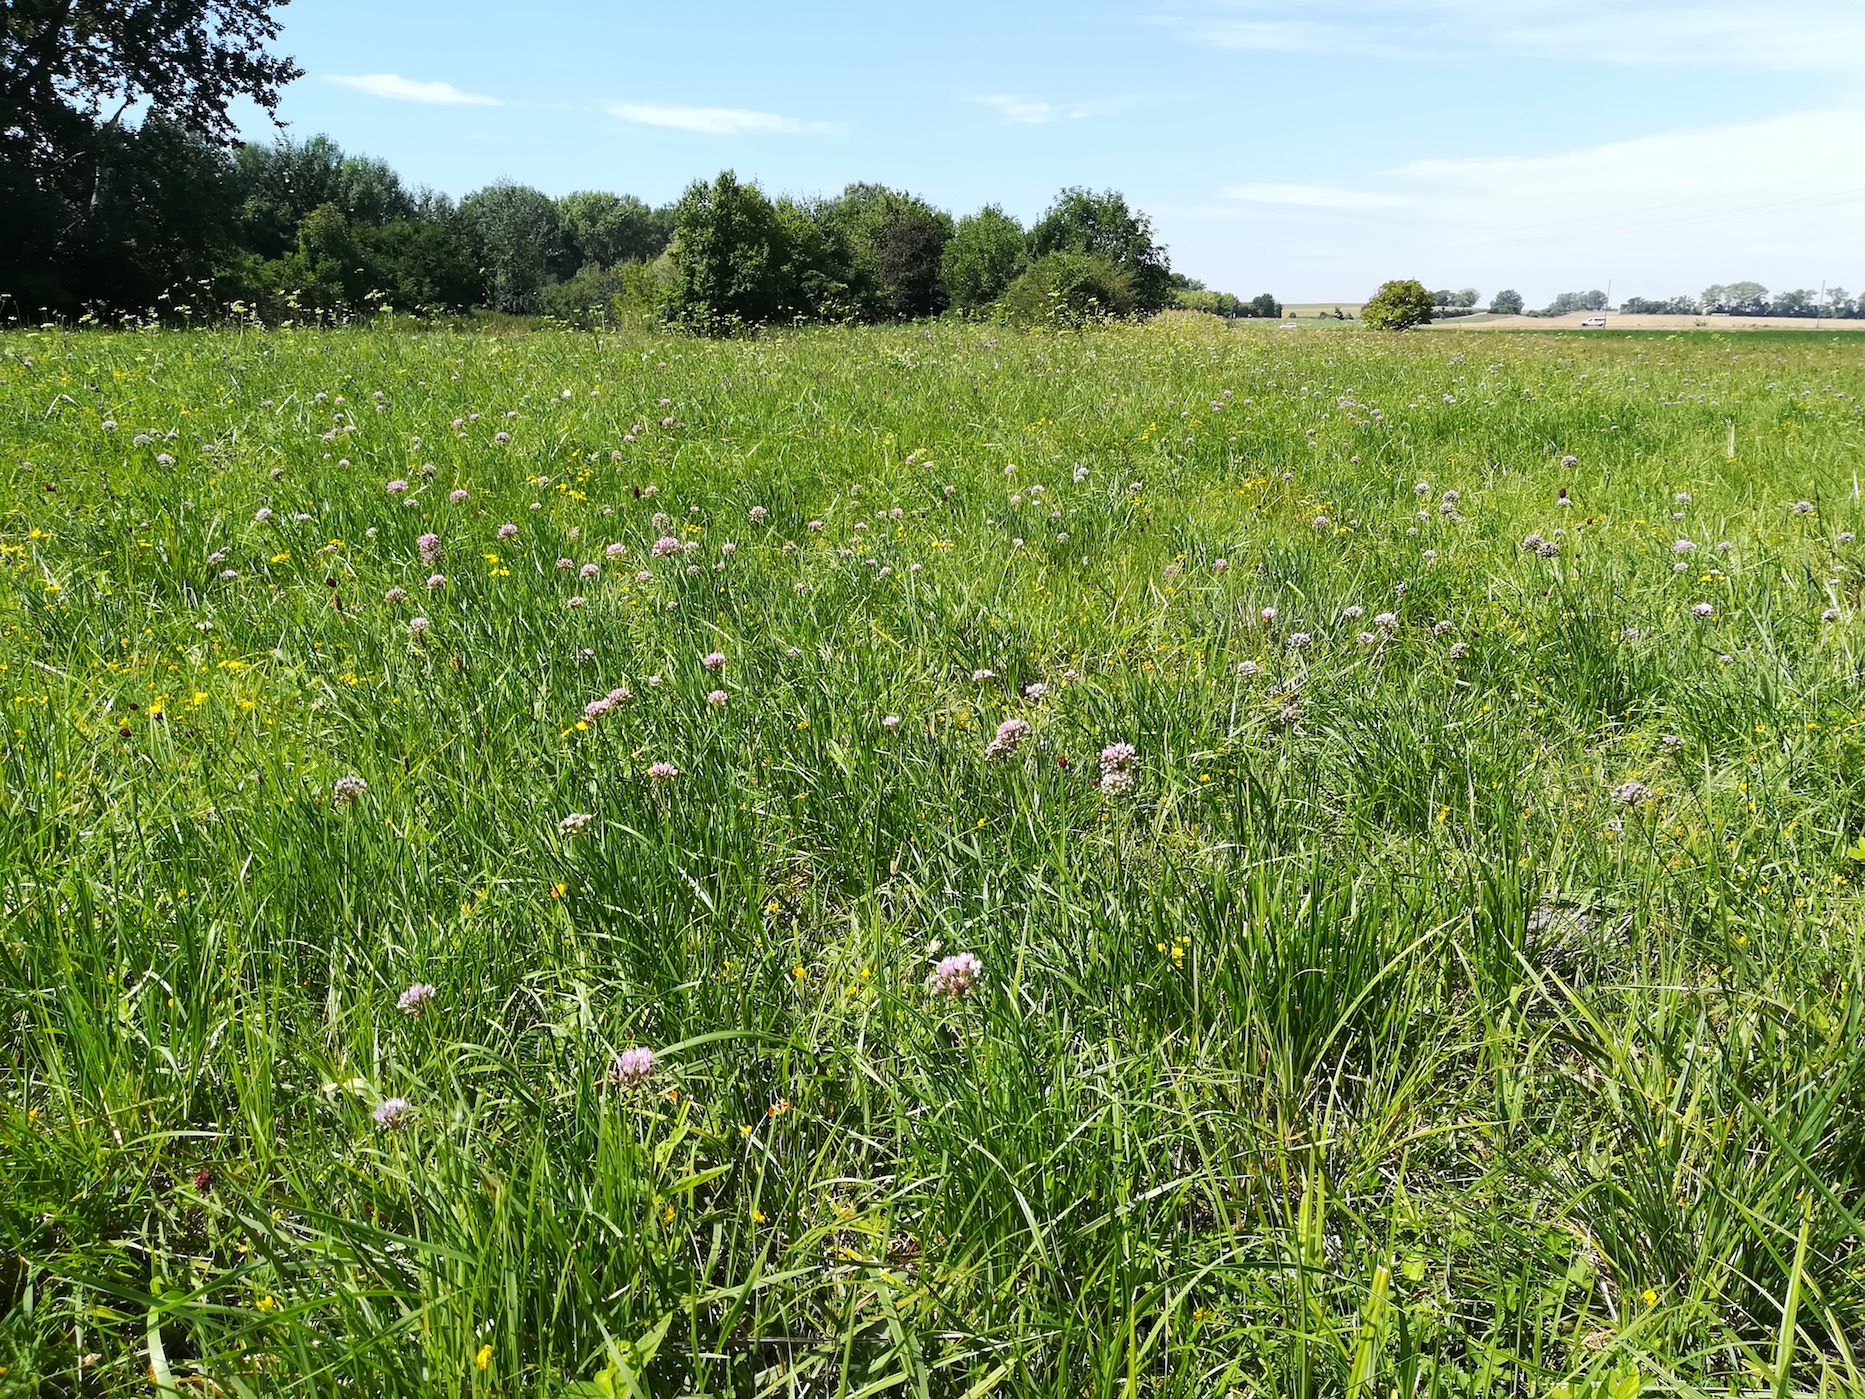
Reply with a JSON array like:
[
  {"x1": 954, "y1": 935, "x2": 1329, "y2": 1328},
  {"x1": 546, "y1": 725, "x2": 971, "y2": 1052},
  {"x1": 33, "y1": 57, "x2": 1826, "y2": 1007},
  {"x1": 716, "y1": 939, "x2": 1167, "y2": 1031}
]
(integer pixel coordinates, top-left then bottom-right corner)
[
  {"x1": 651, "y1": 536, "x2": 681, "y2": 557},
  {"x1": 332, "y1": 775, "x2": 367, "y2": 806},
  {"x1": 373, "y1": 1097, "x2": 414, "y2": 1130},
  {"x1": 580, "y1": 562, "x2": 600, "y2": 579},
  {"x1": 927, "y1": 952, "x2": 982, "y2": 999},
  {"x1": 384, "y1": 587, "x2": 408, "y2": 604},
  {"x1": 613, "y1": 1046, "x2": 656, "y2": 1086},
  {"x1": 703, "y1": 651, "x2": 726, "y2": 671},
  {"x1": 408, "y1": 616, "x2": 430, "y2": 637},
  {"x1": 417, "y1": 533, "x2": 442, "y2": 564},
  {"x1": 707, "y1": 689, "x2": 728, "y2": 707},
  {"x1": 449, "y1": 489, "x2": 469, "y2": 503},
  {"x1": 984, "y1": 717, "x2": 1031, "y2": 760},
  {"x1": 648, "y1": 761, "x2": 679, "y2": 783},
  {"x1": 498, "y1": 523, "x2": 519, "y2": 541},
  {"x1": 397, "y1": 983, "x2": 437, "y2": 1017},
  {"x1": 426, "y1": 573, "x2": 446, "y2": 590},
  {"x1": 386, "y1": 479, "x2": 408, "y2": 495}
]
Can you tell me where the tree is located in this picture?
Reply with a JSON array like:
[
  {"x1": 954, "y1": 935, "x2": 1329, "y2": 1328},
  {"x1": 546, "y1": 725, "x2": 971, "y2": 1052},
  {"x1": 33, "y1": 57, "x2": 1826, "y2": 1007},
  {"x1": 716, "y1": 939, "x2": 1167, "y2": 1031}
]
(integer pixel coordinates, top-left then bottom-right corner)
[
  {"x1": 1702, "y1": 282, "x2": 1768, "y2": 315},
  {"x1": 816, "y1": 184, "x2": 952, "y2": 320},
  {"x1": 1362, "y1": 279, "x2": 1435, "y2": 331},
  {"x1": 557, "y1": 192, "x2": 673, "y2": 270},
  {"x1": 1, "y1": 0, "x2": 300, "y2": 316},
  {"x1": 663, "y1": 170, "x2": 795, "y2": 332},
  {"x1": 1489, "y1": 289, "x2": 1525, "y2": 316},
  {"x1": 1247, "y1": 292, "x2": 1283, "y2": 318},
  {"x1": 1030, "y1": 188, "x2": 1172, "y2": 312},
  {"x1": 458, "y1": 182, "x2": 564, "y2": 313},
  {"x1": 940, "y1": 205, "x2": 1027, "y2": 314}
]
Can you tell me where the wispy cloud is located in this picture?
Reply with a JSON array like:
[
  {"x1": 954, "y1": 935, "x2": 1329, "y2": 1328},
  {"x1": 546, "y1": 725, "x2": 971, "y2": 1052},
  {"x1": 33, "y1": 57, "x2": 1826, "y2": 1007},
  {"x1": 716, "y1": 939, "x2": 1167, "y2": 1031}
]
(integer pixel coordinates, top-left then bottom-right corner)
[
  {"x1": 1160, "y1": 0, "x2": 1865, "y2": 72},
  {"x1": 965, "y1": 93, "x2": 1150, "y2": 125},
  {"x1": 1223, "y1": 182, "x2": 1416, "y2": 208},
  {"x1": 604, "y1": 102, "x2": 833, "y2": 136},
  {"x1": 326, "y1": 73, "x2": 502, "y2": 106}
]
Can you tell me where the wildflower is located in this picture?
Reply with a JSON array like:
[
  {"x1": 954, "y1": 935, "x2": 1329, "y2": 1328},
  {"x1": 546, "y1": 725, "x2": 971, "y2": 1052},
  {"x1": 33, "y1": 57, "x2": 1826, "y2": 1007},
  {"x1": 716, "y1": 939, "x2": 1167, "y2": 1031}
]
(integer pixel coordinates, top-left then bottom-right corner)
[
  {"x1": 985, "y1": 717, "x2": 1031, "y2": 759},
  {"x1": 720, "y1": 541, "x2": 736, "y2": 557},
  {"x1": 1794, "y1": 501, "x2": 1815, "y2": 515},
  {"x1": 1718, "y1": 653, "x2": 1734, "y2": 664},
  {"x1": 1373, "y1": 611, "x2": 1398, "y2": 630},
  {"x1": 498, "y1": 523, "x2": 519, "y2": 541},
  {"x1": 1692, "y1": 602, "x2": 1714, "y2": 618},
  {"x1": 1823, "y1": 607, "x2": 1842, "y2": 622},
  {"x1": 972, "y1": 668, "x2": 997, "y2": 681},
  {"x1": 559, "y1": 811, "x2": 594, "y2": 835},
  {"x1": 1841, "y1": 532, "x2": 1856, "y2": 544},
  {"x1": 450, "y1": 489, "x2": 469, "y2": 503},
  {"x1": 1356, "y1": 631, "x2": 1377, "y2": 646},
  {"x1": 1441, "y1": 489, "x2": 1460, "y2": 505},
  {"x1": 1431, "y1": 620, "x2": 1453, "y2": 636},
  {"x1": 1715, "y1": 540, "x2": 1733, "y2": 552},
  {"x1": 606, "y1": 542, "x2": 627, "y2": 559},
  {"x1": 253, "y1": 507, "x2": 273, "y2": 524},
  {"x1": 808, "y1": 519, "x2": 825, "y2": 531},
  {"x1": 1073, "y1": 465, "x2": 1089, "y2": 482},
  {"x1": 584, "y1": 697, "x2": 614, "y2": 720},
  {"x1": 157, "y1": 452, "x2": 175, "y2": 466},
  {"x1": 1448, "y1": 641, "x2": 1469, "y2": 659},
  {"x1": 426, "y1": 573, "x2": 446, "y2": 590},
  {"x1": 1260, "y1": 607, "x2": 1277, "y2": 624},
  {"x1": 1661, "y1": 734, "x2": 1683, "y2": 751},
  {"x1": 1212, "y1": 558, "x2": 1229, "y2": 571},
  {"x1": 927, "y1": 952, "x2": 982, "y2": 999},
  {"x1": 1287, "y1": 631, "x2": 1311, "y2": 649},
  {"x1": 556, "y1": 556, "x2": 575, "y2": 571},
  {"x1": 703, "y1": 651, "x2": 726, "y2": 671},
  {"x1": 1237, "y1": 660, "x2": 1260, "y2": 677},
  {"x1": 1162, "y1": 563, "x2": 1179, "y2": 578},
  {"x1": 707, "y1": 689, "x2": 728, "y2": 706},
  {"x1": 1560, "y1": 455, "x2": 1578, "y2": 468},
  {"x1": 386, "y1": 479, "x2": 408, "y2": 495},
  {"x1": 408, "y1": 616, "x2": 430, "y2": 637},
  {"x1": 1342, "y1": 605, "x2": 1364, "y2": 621},
  {"x1": 1414, "y1": 481, "x2": 1431, "y2": 496},
  {"x1": 1100, "y1": 742, "x2": 1137, "y2": 777},
  {"x1": 882, "y1": 715, "x2": 901, "y2": 729},
  {"x1": 566, "y1": 596, "x2": 586, "y2": 609},
  {"x1": 1023, "y1": 682, "x2": 1047, "y2": 699},
  {"x1": 1611, "y1": 781, "x2": 1651, "y2": 806},
  {"x1": 332, "y1": 775, "x2": 367, "y2": 806},
  {"x1": 750, "y1": 505, "x2": 768, "y2": 521},
  {"x1": 612, "y1": 1047, "x2": 656, "y2": 1086},
  {"x1": 1313, "y1": 515, "x2": 1329, "y2": 529},
  {"x1": 648, "y1": 761, "x2": 678, "y2": 783},
  {"x1": 651, "y1": 535, "x2": 680, "y2": 557},
  {"x1": 373, "y1": 1097, "x2": 414, "y2": 1130},
  {"x1": 417, "y1": 533, "x2": 442, "y2": 564},
  {"x1": 1673, "y1": 539, "x2": 1695, "y2": 554},
  {"x1": 397, "y1": 983, "x2": 437, "y2": 1016},
  {"x1": 494, "y1": 431, "x2": 510, "y2": 443}
]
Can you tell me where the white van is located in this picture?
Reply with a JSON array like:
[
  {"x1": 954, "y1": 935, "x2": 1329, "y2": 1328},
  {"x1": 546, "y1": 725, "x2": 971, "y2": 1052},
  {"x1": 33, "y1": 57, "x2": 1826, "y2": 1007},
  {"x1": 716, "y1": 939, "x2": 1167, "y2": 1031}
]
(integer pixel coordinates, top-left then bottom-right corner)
[{"x1": 1580, "y1": 316, "x2": 1607, "y2": 327}]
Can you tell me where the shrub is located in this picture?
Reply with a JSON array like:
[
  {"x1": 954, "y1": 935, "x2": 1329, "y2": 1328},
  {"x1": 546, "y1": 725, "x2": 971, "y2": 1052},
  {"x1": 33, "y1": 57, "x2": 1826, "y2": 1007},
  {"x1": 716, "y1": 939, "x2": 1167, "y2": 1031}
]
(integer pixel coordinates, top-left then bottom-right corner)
[
  {"x1": 997, "y1": 252, "x2": 1134, "y2": 325},
  {"x1": 663, "y1": 171, "x2": 794, "y2": 333},
  {"x1": 1030, "y1": 188, "x2": 1172, "y2": 312},
  {"x1": 1489, "y1": 288, "x2": 1525, "y2": 315},
  {"x1": 1362, "y1": 279, "x2": 1435, "y2": 331}
]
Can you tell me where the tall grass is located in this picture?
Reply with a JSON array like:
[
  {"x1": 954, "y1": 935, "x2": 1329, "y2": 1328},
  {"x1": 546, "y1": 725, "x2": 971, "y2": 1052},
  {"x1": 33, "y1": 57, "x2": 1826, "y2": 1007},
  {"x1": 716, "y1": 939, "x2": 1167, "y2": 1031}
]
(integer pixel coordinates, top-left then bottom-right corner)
[{"x1": 2, "y1": 317, "x2": 1864, "y2": 1395}]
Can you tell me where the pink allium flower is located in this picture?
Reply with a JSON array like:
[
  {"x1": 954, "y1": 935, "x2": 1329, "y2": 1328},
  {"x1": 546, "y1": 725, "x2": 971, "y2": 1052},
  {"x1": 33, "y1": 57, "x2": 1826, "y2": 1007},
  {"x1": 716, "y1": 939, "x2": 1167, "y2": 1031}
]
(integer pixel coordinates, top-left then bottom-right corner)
[
  {"x1": 1692, "y1": 602, "x2": 1714, "y2": 618},
  {"x1": 253, "y1": 507, "x2": 273, "y2": 524},
  {"x1": 927, "y1": 952, "x2": 982, "y2": 999},
  {"x1": 384, "y1": 587, "x2": 408, "y2": 604},
  {"x1": 397, "y1": 983, "x2": 436, "y2": 1016},
  {"x1": 426, "y1": 573, "x2": 446, "y2": 590},
  {"x1": 606, "y1": 542, "x2": 627, "y2": 558},
  {"x1": 707, "y1": 689, "x2": 728, "y2": 706},
  {"x1": 566, "y1": 596, "x2": 586, "y2": 609},
  {"x1": 648, "y1": 761, "x2": 678, "y2": 783},
  {"x1": 417, "y1": 533, "x2": 441, "y2": 563},
  {"x1": 373, "y1": 1097, "x2": 414, "y2": 1130},
  {"x1": 651, "y1": 536, "x2": 680, "y2": 557},
  {"x1": 386, "y1": 479, "x2": 408, "y2": 495},
  {"x1": 882, "y1": 715, "x2": 901, "y2": 729},
  {"x1": 408, "y1": 616, "x2": 430, "y2": 637},
  {"x1": 984, "y1": 717, "x2": 1031, "y2": 760},
  {"x1": 580, "y1": 562, "x2": 600, "y2": 579},
  {"x1": 449, "y1": 489, "x2": 469, "y2": 503},
  {"x1": 498, "y1": 523, "x2": 518, "y2": 541},
  {"x1": 556, "y1": 556, "x2": 574, "y2": 571},
  {"x1": 703, "y1": 651, "x2": 726, "y2": 671},
  {"x1": 559, "y1": 812, "x2": 594, "y2": 835},
  {"x1": 612, "y1": 1047, "x2": 656, "y2": 1086},
  {"x1": 332, "y1": 776, "x2": 368, "y2": 806}
]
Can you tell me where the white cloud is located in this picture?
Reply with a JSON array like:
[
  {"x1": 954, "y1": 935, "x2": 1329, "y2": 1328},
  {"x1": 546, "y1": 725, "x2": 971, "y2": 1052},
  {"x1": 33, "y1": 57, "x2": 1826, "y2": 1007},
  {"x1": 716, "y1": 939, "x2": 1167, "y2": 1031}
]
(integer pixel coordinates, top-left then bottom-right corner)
[
  {"x1": 604, "y1": 102, "x2": 832, "y2": 136},
  {"x1": 1223, "y1": 182, "x2": 1416, "y2": 208},
  {"x1": 967, "y1": 93, "x2": 1147, "y2": 125},
  {"x1": 1164, "y1": 0, "x2": 1865, "y2": 72},
  {"x1": 327, "y1": 73, "x2": 502, "y2": 106}
]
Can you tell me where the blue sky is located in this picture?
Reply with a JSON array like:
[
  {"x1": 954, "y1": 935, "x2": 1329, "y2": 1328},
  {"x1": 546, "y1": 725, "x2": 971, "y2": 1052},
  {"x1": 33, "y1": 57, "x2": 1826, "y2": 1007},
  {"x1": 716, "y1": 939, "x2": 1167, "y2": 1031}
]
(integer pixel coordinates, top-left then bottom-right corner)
[{"x1": 240, "y1": 0, "x2": 1865, "y2": 305}]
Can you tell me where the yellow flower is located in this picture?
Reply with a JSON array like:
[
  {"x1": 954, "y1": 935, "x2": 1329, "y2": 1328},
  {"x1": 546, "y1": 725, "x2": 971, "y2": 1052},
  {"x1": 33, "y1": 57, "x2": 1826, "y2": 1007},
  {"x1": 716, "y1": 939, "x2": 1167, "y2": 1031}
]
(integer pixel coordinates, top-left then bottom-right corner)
[
  {"x1": 475, "y1": 1343, "x2": 493, "y2": 1371},
  {"x1": 1641, "y1": 1288, "x2": 1658, "y2": 1306},
  {"x1": 255, "y1": 1295, "x2": 276, "y2": 1312}
]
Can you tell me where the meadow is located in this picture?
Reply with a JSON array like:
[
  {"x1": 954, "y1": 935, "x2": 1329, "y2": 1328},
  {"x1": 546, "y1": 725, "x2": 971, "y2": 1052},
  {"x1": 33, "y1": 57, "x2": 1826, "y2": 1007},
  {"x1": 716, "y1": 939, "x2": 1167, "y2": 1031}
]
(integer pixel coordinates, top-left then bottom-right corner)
[{"x1": 3, "y1": 316, "x2": 1865, "y2": 1398}]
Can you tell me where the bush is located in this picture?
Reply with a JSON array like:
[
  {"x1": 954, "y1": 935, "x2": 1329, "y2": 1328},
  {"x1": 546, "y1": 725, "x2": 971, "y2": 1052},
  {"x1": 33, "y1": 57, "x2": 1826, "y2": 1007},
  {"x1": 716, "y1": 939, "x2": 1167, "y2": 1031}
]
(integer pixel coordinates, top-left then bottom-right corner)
[
  {"x1": 1489, "y1": 289, "x2": 1525, "y2": 316},
  {"x1": 664, "y1": 172, "x2": 796, "y2": 333},
  {"x1": 940, "y1": 206, "x2": 1027, "y2": 314},
  {"x1": 1362, "y1": 279, "x2": 1435, "y2": 331},
  {"x1": 997, "y1": 252, "x2": 1134, "y2": 325},
  {"x1": 1030, "y1": 188, "x2": 1172, "y2": 312}
]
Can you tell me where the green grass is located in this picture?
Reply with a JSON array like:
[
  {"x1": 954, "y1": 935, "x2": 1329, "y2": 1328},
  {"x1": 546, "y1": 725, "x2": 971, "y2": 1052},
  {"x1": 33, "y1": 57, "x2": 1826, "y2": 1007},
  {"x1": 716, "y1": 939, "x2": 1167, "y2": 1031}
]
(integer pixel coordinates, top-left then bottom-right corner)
[{"x1": 4, "y1": 317, "x2": 1865, "y2": 1397}]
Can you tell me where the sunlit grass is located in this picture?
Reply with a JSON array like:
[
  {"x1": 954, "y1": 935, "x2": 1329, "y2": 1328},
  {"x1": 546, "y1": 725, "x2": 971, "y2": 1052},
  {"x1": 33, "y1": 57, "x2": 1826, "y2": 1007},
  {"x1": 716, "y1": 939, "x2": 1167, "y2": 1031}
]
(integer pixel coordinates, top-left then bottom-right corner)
[{"x1": 3, "y1": 316, "x2": 1865, "y2": 1396}]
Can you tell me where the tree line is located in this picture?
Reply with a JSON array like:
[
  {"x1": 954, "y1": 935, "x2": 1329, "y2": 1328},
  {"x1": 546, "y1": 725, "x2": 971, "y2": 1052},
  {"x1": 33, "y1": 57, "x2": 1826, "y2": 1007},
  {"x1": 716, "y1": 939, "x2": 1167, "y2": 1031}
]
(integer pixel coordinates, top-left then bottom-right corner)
[{"x1": 2, "y1": 116, "x2": 1282, "y2": 331}]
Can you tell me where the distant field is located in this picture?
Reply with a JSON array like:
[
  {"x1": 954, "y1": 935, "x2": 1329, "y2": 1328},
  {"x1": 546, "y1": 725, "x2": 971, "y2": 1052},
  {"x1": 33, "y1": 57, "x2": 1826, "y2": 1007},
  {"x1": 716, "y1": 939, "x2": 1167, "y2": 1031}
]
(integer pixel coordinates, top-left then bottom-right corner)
[
  {"x1": 1442, "y1": 312, "x2": 1865, "y2": 332},
  {"x1": 6, "y1": 318, "x2": 1865, "y2": 1396}
]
